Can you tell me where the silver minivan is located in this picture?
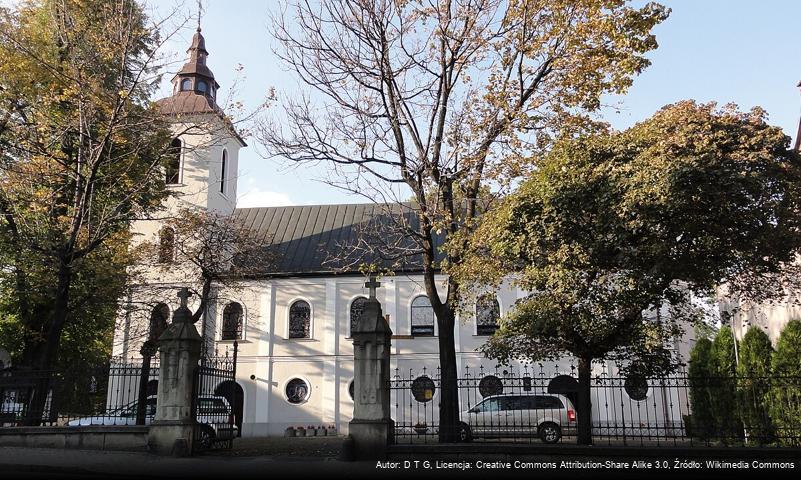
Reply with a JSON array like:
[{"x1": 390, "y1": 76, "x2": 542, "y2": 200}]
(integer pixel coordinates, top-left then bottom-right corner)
[{"x1": 459, "y1": 393, "x2": 576, "y2": 443}]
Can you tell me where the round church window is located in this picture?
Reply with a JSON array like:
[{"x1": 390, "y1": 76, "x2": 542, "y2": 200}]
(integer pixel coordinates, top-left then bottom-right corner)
[
  {"x1": 286, "y1": 378, "x2": 310, "y2": 404},
  {"x1": 478, "y1": 375, "x2": 503, "y2": 397},
  {"x1": 624, "y1": 374, "x2": 649, "y2": 401},
  {"x1": 411, "y1": 376, "x2": 436, "y2": 403}
]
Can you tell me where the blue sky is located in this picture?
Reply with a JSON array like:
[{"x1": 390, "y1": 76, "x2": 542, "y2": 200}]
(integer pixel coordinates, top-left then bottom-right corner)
[{"x1": 148, "y1": 0, "x2": 801, "y2": 208}]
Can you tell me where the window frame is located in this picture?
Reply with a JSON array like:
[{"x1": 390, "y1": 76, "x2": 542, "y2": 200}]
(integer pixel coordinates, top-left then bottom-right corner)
[
  {"x1": 157, "y1": 227, "x2": 176, "y2": 264},
  {"x1": 148, "y1": 303, "x2": 170, "y2": 341},
  {"x1": 475, "y1": 294, "x2": 501, "y2": 336},
  {"x1": 287, "y1": 298, "x2": 313, "y2": 340},
  {"x1": 284, "y1": 377, "x2": 311, "y2": 405},
  {"x1": 180, "y1": 78, "x2": 192, "y2": 91},
  {"x1": 410, "y1": 295, "x2": 436, "y2": 337},
  {"x1": 219, "y1": 149, "x2": 227, "y2": 195},
  {"x1": 220, "y1": 301, "x2": 244, "y2": 341},
  {"x1": 347, "y1": 296, "x2": 369, "y2": 338},
  {"x1": 165, "y1": 138, "x2": 183, "y2": 185}
]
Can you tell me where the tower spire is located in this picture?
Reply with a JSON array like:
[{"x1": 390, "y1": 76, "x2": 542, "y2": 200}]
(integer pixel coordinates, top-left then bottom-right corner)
[{"x1": 196, "y1": 0, "x2": 204, "y2": 32}]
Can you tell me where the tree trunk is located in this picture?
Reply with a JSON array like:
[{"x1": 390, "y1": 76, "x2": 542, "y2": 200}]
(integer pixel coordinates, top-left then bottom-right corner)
[
  {"x1": 136, "y1": 354, "x2": 152, "y2": 425},
  {"x1": 576, "y1": 357, "x2": 593, "y2": 445},
  {"x1": 24, "y1": 260, "x2": 72, "y2": 426},
  {"x1": 437, "y1": 311, "x2": 459, "y2": 443}
]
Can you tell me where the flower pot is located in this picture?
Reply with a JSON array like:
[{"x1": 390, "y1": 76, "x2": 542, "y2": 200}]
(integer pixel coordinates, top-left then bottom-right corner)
[
  {"x1": 296, "y1": 427, "x2": 306, "y2": 437},
  {"x1": 284, "y1": 427, "x2": 296, "y2": 437},
  {"x1": 326, "y1": 427, "x2": 337, "y2": 437},
  {"x1": 316, "y1": 427, "x2": 326, "y2": 436}
]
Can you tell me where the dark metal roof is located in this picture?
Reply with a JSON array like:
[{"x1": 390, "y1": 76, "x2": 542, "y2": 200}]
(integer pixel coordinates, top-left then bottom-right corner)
[
  {"x1": 155, "y1": 92, "x2": 247, "y2": 147},
  {"x1": 157, "y1": 91, "x2": 219, "y2": 115},
  {"x1": 233, "y1": 203, "x2": 445, "y2": 276}
]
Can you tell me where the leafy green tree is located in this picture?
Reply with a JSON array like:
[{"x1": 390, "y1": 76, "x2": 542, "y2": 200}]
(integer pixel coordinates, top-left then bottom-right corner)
[
  {"x1": 770, "y1": 320, "x2": 801, "y2": 446},
  {"x1": 454, "y1": 101, "x2": 801, "y2": 444},
  {"x1": 709, "y1": 326, "x2": 742, "y2": 442},
  {"x1": 688, "y1": 337, "x2": 715, "y2": 440},
  {"x1": 736, "y1": 326, "x2": 774, "y2": 444},
  {"x1": 0, "y1": 0, "x2": 174, "y2": 377}
]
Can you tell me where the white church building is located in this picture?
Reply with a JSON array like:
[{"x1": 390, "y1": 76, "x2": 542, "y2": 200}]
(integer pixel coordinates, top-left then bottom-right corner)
[{"x1": 113, "y1": 27, "x2": 696, "y2": 438}]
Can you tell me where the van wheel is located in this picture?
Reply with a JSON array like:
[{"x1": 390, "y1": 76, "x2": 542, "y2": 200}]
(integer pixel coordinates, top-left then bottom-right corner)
[
  {"x1": 457, "y1": 422, "x2": 472, "y2": 443},
  {"x1": 198, "y1": 425, "x2": 215, "y2": 449},
  {"x1": 539, "y1": 422, "x2": 561, "y2": 444}
]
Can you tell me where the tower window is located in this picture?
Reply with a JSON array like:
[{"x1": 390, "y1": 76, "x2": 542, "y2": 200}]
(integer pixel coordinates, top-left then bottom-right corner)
[
  {"x1": 165, "y1": 138, "x2": 181, "y2": 185},
  {"x1": 219, "y1": 149, "x2": 227, "y2": 194},
  {"x1": 180, "y1": 78, "x2": 192, "y2": 91},
  {"x1": 158, "y1": 227, "x2": 175, "y2": 264},
  {"x1": 197, "y1": 80, "x2": 208, "y2": 93}
]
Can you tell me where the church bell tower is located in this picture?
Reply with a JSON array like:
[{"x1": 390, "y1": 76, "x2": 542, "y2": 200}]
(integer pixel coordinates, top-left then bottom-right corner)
[{"x1": 154, "y1": 25, "x2": 246, "y2": 218}]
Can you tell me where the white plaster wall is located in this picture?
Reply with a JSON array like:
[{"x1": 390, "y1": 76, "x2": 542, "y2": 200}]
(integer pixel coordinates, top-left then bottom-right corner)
[{"x1": 117, "y1": 271, "x2": 698, "y2": 437}]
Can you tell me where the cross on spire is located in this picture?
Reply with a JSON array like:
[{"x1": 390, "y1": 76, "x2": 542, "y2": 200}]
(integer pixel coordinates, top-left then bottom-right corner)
[
  {"x1": 365, "y1": 276, "x2": 381, "y2": 299},
  {"x1": 196, "y1": 0, "x2": 204, "y2": 31},
  {"x1": 177, "y1": 287, "x2": 191, "y2": 307}
]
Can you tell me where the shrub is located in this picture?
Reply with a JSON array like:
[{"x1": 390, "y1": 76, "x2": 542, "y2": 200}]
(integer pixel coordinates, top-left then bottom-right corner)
[
  {"x1": 709, "y1": 326, "x2": 742, "y2": 442},
  {"x1": 736, "y1": 327, "x2": 774, "y2": 444},
  {"x1": 688, "y1": 337, "x2": 715, "y2": 440},
  {"x1": 770, "y1": 320, "x2": 801, "y2": 446}
]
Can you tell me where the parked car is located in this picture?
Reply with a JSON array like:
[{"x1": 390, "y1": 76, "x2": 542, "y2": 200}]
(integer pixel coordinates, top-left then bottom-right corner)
[
  {"x1": 1, "y1": 393, "x2": 53, "y2": 426},
  {"x1": 1, "y1": 398, "x2": 25, "y2": 426},
  {"x1": 459, "y1": 393, "x2": 576, "y2": 443},
  {"x1": 67, "y1": 395, "x2": 237, "y2": 447},
  {"x1": 66, "y1": 396, "x2": 157, "y2": 427}
]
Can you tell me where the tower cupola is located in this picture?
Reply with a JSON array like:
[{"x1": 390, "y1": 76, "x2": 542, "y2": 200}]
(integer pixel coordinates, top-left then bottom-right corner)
[{"x1": 172, "y1": 27, "x2": 219, "y2": 99}]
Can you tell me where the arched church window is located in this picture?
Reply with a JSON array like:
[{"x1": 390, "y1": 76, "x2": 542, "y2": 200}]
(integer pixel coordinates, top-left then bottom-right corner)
[
  {"x1": 158, "y1": 227, "x2": 175, "y2": 264},
  {"x1": 411, "y1": 296, "x2": 434, "y2": 336},
  {"x1": 197, "y1": 80, "x2": 208, "y2": 93},
  {"x1": 149, "y1": 303, "x2": 170, "y2": 340},
  {"x1": 165, "y1": 138, "x2": 181, "y2": 185},
  {"x1": 180, "y1": 78, "x2": 192, "y2": 91},
  {"x1": 219, "y1": 149, "x2": 227, "y2": 194},
  {"x1": 288, "y1": 300, "x2": 311, "y2": 339},
  {"x1": 476, "y1": 294, "x2": 500, "y2": 336},
  {"x1": 222, "y1": 302, "x2": 243, "y2": 340},
  {"x1": 349, "y1": 296, "x2": 368, "y2": 337}
]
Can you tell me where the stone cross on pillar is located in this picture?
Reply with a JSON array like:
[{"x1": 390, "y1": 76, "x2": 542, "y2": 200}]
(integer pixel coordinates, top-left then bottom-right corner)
[
  {"x1": 365, "y1": 276, "x2": 380, "y2": 299},
  {"x1": 177, "y1": 287, "x2": 191, "y2": 307},
  {"x1": 348, "y1": 277, "x2": 393, "y2": 460},
  {"x1": 148, "y1": 288, "x2": 202, "y2": 456}
]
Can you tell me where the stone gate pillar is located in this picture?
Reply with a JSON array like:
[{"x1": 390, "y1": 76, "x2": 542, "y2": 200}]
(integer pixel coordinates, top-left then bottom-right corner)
[
  {"x1": 148, "y1": 288, "x2": 202, "y2": 456},
  {"x1": 349, "y1": 277, "x2": 393, "y2": 460}
]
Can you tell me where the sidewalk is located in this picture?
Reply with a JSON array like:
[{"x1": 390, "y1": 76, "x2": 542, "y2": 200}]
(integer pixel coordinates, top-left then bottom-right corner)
[{"x1": 0, "y1": 443, "x2": 375, "y2": 479}]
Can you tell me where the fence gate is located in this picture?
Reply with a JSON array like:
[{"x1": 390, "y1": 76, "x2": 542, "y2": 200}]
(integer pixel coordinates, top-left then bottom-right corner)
[{"x1": 192, "y1": 342, "x2": 238, "y2": 452}]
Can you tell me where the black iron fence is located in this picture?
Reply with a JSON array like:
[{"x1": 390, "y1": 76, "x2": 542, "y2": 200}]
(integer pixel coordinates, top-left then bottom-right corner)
[
  {"x1": 0, "y1": 358, "x2": 159, "y2": 427},
  {"x1": 389, "y1": 364, "x2": 801, "y2": 447},
  {"x1": 192, "y1": 342, "x2": 239, "y2": 452}
]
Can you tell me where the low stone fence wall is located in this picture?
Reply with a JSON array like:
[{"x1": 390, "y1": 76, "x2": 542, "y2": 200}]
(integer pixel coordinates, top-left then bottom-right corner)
[{"x1": 0, "y1": 426, "x2": 149, "y2": 451}]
